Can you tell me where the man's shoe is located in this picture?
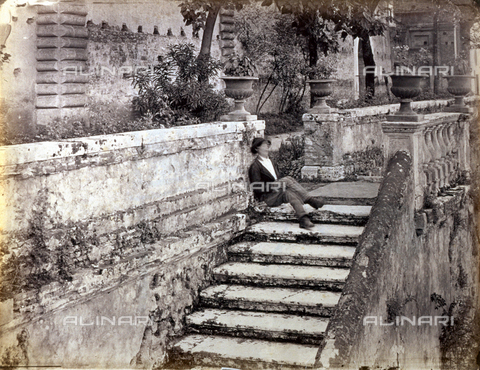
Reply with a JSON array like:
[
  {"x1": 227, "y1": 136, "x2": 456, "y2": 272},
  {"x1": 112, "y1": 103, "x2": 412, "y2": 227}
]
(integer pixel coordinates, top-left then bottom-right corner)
[
  {"x1": 299, "y1": 215, "x2": 315, "y2": 230},
  {"x1": 307, "y1": 197, "x2": 325, "y2": 209}
]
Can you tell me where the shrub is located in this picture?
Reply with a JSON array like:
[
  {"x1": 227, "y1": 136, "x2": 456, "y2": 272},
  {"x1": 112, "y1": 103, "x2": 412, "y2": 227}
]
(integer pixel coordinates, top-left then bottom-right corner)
[
  {"x1": 270, "y1": 135, "x2": 305, "y2": 179},
  {"x1": 260, "y1": 112, "x2": 303, "y2": 135},
  {"x1": 132, "y1": 43, "x2": 230, "y2": 125},
  {"x1": 0, "y1": 114, "x2": 167, "y2": 146}
]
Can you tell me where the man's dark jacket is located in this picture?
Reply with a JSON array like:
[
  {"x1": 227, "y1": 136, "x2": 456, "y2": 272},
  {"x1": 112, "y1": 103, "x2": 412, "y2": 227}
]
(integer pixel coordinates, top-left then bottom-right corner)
[{"x1": 248, "y1": 157, "x2": 282, "y2": 201}]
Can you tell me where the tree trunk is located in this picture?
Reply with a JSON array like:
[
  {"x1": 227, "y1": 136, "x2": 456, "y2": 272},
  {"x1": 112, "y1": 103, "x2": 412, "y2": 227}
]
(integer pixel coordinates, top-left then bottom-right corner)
[
  {"x1": 308, "y1": 33, "x2": 318, "y2": 69},
  {"x1": 362, "y1": 36, "x2": 376, "y2": 99},
  {"x1": 307, "y1": 33, "x2": 318, "y2": 108},
  {"x1": 197, "y1": 4, "x2": 220, "y2": 82},
  {"x1": 199, "y1": 4, "x2": 221, "y2": 57}
]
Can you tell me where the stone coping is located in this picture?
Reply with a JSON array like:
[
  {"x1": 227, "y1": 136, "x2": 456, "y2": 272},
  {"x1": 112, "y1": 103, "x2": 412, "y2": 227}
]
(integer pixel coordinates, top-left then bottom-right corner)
[
  {"x1": 0, "y1": 120, "x2": 265, "y2": 167},
  {"x1": 381, "y1": 112, "x2": 462, "y2": 132},
  {"x1": 303, "y1": 95, "x2": 478, "y2": 121}
]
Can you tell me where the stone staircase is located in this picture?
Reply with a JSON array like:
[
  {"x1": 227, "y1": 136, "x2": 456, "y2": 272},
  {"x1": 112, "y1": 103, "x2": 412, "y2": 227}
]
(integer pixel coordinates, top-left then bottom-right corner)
[{"x1": 167, "y1": 202, "x2": 372, "y2": 370}]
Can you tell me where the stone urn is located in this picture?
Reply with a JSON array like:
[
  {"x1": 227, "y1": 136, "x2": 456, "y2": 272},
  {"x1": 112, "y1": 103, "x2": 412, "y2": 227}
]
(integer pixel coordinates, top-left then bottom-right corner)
[
  {"x1": 444, "y1": 75, "x2": 474, "y2": 113},
  {"x1": 220, "y1": 76, "x2": 258, "y2": 121},
  {"x1": 388, "y1": 75, "x2": 425, "y2": 121},
  {"x1": 307, "y1": 79, "x2": 335, "y2": 114}
]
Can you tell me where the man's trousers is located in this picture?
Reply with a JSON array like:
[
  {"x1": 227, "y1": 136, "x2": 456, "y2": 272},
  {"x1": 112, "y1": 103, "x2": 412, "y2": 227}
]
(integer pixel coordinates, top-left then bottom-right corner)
[{"x1": 261, "y1": 176, "x2": 311, "y2": 219}]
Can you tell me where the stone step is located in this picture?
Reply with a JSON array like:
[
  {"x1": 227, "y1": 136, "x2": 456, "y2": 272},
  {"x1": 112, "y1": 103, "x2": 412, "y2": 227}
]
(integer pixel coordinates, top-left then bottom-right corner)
[
  {"x1": 228, "y1": 241, "x2": 356, "y2": 267},
  {"x1": 169, "y1": 334, "x2": 318, "y2": 370},
  {"x1": 307, "y1": 181, "x2": 380, "y2": 206},
  {"x1": 258, "y1": 204, "x2": 371, "y2": 225},
  {"x1": 200, "y1": 284, "x2": 340, "y2": 316},
  {"x1": 186, "y1": 308, "x2": 328, "y2": 345},
  {"x1": 213, "y1": 262, "x2": 349, "y2": 291},
  {"x1": 246, "y1": 221, "x2": 364, "y2": 245}
]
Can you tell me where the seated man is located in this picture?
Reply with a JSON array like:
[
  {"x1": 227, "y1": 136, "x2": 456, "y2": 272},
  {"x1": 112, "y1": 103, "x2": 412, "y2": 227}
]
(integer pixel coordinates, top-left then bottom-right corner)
[{"x1": 248, "y1": 137, "x2": 324, "y2": 230}]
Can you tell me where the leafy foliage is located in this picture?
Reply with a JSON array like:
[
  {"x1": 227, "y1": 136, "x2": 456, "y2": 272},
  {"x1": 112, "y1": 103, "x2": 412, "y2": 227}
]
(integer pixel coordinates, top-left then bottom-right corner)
[
  {"x1": 392, "y1": 45, "x2": 432, "y2": 70},
  {"x1": 223, "y1": 53, "x2": 258, "y2": 76},
  {"x1": 261, "y1": 0, "x2": 390, "y2": 99},
  {"x1": 179, "y1": 0, "x2": 248, "y2": 37},
  {"x1": 260, "y1": 112, "x2": 303, "y2": 135},
  {"x1": 132, "y1": 43, "x2": 229, "y2": 124},
  {"x1": 235, "y1": 6, "x2": 307, "y2": 113},
  {"x1": 262, "y1": 0, "x2": 388, "y2": 58},
  {"x1": 270, "y1": 135, "x2": 305, "y2": 179},
  {"x1": 235, "y1": 4, "x2": 341, "y2": 113},
  {"x1": 306, "y1": 55, "x2": 337, "y2": 79},
  {"x1": 445, "y1": 50, "x2": 471, "y2": 75}
]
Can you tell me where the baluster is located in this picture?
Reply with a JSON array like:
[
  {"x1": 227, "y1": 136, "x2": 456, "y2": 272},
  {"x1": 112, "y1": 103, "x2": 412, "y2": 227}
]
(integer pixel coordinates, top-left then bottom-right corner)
[
  {"x1": 446, "y1": 122, "x2": 458, "y2": 185},
  {"x1": 443, "y1": 123, "x2": 453, "y2": 185},
  {"x1": 422, "y1": 129, "x2": 434, "y2": 196},
  {"x1": 425, "y1": 128, "x2": 440, "y2": 195},
  {"x1": 450, "y1": 121, "x2": 461, "y2": 184},
  {"x1": 432, "y1": 125, "x2": 446, "y2": 191},
  {"x1": 438, "y1": 124, "x2": 451, "y2": 188}
]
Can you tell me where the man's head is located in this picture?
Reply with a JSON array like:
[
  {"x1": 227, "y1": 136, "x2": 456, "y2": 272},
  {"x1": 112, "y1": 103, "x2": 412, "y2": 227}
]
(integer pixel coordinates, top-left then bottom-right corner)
[{"x1": 251, "y1": 137, "x2": 271, "y2": 157}]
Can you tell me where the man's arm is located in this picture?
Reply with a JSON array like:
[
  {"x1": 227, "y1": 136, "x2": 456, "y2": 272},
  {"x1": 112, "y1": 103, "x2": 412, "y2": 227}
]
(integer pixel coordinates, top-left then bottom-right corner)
[
  {"x1": 248, "y1": 162, "x2": 262, "y2": 184},
  {"x1": 248, "y1": 162, "x2": 266, "y2": 199},
  {"x1": 273, "y1": 160, "x2": 283, "y2": 179}
]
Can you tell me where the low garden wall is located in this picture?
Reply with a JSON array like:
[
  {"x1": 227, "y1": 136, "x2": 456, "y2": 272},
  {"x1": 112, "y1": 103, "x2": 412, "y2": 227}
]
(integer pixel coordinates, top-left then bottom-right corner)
[{"x1": 0, "y1": 120, "x2": 264, "y2": 368}]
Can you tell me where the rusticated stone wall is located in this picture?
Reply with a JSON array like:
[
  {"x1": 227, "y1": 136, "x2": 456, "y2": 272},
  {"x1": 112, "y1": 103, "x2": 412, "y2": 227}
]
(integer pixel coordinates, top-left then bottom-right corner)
[
  {"x1": 0, "y1": 120, "x2": 264, "y2": 368},
  {"x1": 35, "y1": 1, "x2": 89, "y2": 126}
]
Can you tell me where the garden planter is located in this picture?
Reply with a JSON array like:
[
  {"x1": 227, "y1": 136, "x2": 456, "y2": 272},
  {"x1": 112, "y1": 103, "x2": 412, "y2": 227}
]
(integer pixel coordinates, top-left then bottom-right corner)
[
  {"x1": 221, "y1": 76, "x2": 258, "y2": 121},
  {"x1": 387, "y1": 75, "x2": 425, "y2": 122},
  {"x1": 444, "y1": 75, "x2": 474, "y2": 113},
  {"x1": 307, "y1": 79, "x2": 335, "y2": 114}
]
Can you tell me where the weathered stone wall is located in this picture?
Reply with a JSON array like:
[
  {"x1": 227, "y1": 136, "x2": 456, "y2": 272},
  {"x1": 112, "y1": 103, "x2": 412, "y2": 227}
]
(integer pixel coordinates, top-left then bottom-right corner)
[
  {"x1": 0, "y1": 0, "x2": 221, "y2": 129},
  {"x1": 0, "y1": 120, "x2": 264, "y2": 367},
  {"x1": 0, "y1": 0, "x2": 38, "y2": 134},
  {"x1": 317, "y1": 151, "x2": 479, "y2": 369},
  {"x1": 84, "y1": 0, "x2": 196, "y2": 38},
  {"x1": 85, "y1": 4, "x2": 222, "y2": 122}
]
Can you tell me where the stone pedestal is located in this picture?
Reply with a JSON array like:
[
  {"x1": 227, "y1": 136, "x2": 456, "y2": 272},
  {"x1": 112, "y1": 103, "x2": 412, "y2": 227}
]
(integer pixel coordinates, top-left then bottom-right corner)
[
  {"x1": 301, "y1": 113, "x2": 345, "y2": 181},
  {"x1": 444, "y1": 106, "x2": 474, "y2": 113},
  {"x1": 386, "y1": 113, "x2": 425, "y2": 122}
]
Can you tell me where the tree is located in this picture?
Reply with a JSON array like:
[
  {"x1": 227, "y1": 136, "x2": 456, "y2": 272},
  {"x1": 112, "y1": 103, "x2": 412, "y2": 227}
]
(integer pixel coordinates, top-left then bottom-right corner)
[
  {"x1": 261, "y1": 0, "x2": 341, "y2": 70},
  {"x1": 179, "y1": 0, "x2": 249, "y2": 58},
  {"x1": 235, "y1": 4, "x2": 308, "y2": 113},
  {"x1": 261, "y1": 0, "x2": 389, "y2": 99},
  {"x1": 340, "y1": 0, "x2": 386, "y2": 98}
]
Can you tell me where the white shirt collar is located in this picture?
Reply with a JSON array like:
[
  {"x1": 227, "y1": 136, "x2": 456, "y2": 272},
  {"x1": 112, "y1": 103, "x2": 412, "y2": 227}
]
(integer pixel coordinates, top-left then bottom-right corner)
[{"x1": 257, "y1": 156, "x2": 277, "y2": 180}]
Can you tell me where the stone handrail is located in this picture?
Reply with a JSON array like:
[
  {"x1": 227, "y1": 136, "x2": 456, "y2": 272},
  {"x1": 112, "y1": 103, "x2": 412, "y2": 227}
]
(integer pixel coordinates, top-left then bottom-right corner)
[
  {"x1": 315, "y1": 144, "x2": 475, "y2": 369},
  {"x1": 382, "y1": 112, "x2": 470, "y2": 209},
  {"x1": 315, "y1": 150, "x2": 413, "y2": 368}
]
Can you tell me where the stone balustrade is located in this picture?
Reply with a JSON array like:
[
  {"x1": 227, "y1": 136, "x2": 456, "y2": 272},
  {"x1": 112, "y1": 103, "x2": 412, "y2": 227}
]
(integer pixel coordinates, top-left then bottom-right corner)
[
  {"x1": 382, "y1": 112, "x2": 470, "y2": 209},
  {"x1": 302, "y1": 97, "x2": 476, "y2": 182}
]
